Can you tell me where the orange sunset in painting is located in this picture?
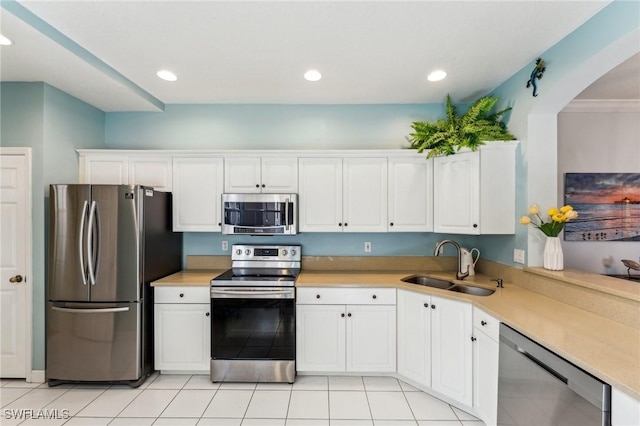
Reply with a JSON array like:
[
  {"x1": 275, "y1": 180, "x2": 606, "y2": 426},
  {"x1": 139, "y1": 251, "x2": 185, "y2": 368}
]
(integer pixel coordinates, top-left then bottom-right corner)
[{"x1": 564, "y1": 173, "x2": 640, "y2": 241}]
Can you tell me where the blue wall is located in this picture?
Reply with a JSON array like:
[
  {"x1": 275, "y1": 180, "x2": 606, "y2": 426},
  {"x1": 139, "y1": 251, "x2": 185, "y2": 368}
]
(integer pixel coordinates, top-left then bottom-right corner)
[{"x1": 1, "y1": 82, "x2": 105, "y2": 370}]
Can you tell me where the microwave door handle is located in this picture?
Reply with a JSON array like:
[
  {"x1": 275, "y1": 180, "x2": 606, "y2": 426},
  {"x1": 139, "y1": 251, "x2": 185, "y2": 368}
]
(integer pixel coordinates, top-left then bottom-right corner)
[{"x1": 285, "y1": 198, "x2": 290, "y2": 230}]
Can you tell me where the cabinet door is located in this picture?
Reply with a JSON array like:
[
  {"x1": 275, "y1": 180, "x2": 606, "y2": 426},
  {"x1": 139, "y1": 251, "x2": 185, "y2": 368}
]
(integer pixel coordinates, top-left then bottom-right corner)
[
  {"x1": 172, "y1": 157, "x2": 224, "y2": 232},
  {"x1": 80, "y1": 156, "x2": 128, "y2": 184},
  {"x1": 154, "y1": 303, "x2": 210, "y2": 372},
  {"x1": 298, "y1": 158, "x2": 343, "y2": 232},
  {"x1": 261, "y1": 157, "x2": 298, "y2": 193},
  {"x1": 612, "y1": 387, "x2": 640, "y2": 426},
  {"x1": 473, "y1": 327, "x2": 499, "y2": 426},
  {"x1": 224, "y1": 157, "x2": 262, "y2": 193},
  {"x1": 296, "y1": 304, "x2": 346, "y2": 372},
  {"x1": 433, "y1": 151, "x2": 480, "y2": 234},
  {"x1": 129, "y1": 157, "x2": 173, "y2": 192},
  {"x1": 388, "y1": 157, "x2": 433, "y2": 232},
  {"x1": 343, "y1": 158, "x2": 388, "y2": 232},
  {"x1": 397, "y1": 289, "x2": 431, "y2": 386},
  {"x1": 431, "y1": 296, "x2": 473, "y2": 405},
  {"x1": 346, "y1": 304, "x2": 396, "y2": 372}
]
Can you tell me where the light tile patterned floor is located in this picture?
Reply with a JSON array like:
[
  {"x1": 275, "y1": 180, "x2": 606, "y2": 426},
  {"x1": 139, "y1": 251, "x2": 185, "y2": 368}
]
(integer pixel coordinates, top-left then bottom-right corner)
[{"x1": 0, "y1": 375, "x2": 485, "y2": 425}]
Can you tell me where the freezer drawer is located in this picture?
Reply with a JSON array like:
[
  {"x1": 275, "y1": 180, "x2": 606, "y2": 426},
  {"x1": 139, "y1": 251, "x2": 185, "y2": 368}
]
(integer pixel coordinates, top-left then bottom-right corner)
[{"x1": 46, "y1": 302, "x2": 142, "y2": 383}]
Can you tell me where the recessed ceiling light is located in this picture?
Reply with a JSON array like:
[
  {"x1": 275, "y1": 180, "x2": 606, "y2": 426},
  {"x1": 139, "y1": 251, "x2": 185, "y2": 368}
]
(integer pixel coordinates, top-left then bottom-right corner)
[
  {"x1": 304, "y1": 69, "x2": 322, "y2": 82},
  {"x1": 427, "y1": 70, "x2": 447, "y2": 82},
  {"x1": 0, "y1": 34, "x2": 13, "y2": 46},
  {"x1": 157, "y1": 70, "x2": 177, "y2": 82}
]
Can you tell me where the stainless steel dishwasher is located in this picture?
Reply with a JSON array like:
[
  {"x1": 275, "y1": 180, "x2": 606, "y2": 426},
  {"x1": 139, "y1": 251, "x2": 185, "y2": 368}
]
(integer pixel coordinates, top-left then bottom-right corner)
[{"x1": 498, "y1": 324, "x2": 611, "y2": 426}]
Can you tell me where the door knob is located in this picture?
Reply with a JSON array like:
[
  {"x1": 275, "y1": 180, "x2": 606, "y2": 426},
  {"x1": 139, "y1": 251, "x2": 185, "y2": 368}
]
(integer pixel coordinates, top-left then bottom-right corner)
[{"x1": 9, "y1": 275, "x2": 23, "y2": 283}]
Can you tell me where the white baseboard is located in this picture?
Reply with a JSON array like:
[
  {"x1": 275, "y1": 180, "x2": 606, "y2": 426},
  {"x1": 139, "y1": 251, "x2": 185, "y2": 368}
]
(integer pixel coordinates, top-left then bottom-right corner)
[{"x1": 28, "y1": 370, "x2": 45, "y2": 383}]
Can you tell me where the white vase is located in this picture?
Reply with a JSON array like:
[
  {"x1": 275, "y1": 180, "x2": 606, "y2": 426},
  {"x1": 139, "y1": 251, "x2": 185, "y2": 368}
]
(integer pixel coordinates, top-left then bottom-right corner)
[{"x1": 543, "y1": 236, "x2": 563, "y2": 271}]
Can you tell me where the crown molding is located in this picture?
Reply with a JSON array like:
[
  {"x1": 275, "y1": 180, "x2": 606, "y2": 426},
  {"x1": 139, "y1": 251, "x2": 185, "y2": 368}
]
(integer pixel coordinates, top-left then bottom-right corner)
[{"x1": 562, "y1": 99, "x2": 640, "y2": 113}]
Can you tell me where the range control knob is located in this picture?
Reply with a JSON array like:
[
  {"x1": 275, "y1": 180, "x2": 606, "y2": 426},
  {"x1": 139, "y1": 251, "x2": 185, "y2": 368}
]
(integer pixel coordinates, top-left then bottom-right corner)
[
  {"x1": 236, "y1": 249, "x2": 242, "y2": 255},
  {"x1": 290, "y1": 249, "x2": 296, "y2": 256},
  {"x1": 245, "y1": 249, "x2": 251, "y2": 255},
  {"x1": 282, "y1": 249, "x2": 288, "y2": 256}
]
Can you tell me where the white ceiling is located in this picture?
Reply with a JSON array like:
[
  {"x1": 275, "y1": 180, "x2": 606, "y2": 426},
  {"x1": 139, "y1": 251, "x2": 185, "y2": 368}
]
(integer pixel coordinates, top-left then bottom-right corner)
[{"x1": 1, "y1": 0, "x2": 632, "y2": 112}]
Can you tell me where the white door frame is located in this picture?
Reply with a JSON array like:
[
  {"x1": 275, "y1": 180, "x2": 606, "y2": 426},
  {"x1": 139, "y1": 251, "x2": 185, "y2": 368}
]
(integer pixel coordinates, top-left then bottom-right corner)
[{"x1": 0, "y1": 147, "x2": 33, "y2": 381}]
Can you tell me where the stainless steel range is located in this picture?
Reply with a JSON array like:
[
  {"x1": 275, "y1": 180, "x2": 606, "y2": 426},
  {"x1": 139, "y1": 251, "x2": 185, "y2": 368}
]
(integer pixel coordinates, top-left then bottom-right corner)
[{"x1": 210, "y1": 244, "x2": 300, "y2": 383}]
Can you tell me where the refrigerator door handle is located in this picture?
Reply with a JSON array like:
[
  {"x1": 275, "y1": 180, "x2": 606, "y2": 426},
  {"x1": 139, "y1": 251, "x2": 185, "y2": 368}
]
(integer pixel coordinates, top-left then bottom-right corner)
[
  {"x1": 87, "y1": 200, "x2": 98, "y2": 285},
  {"x1": 78, "y1": 200, "x2": 89, "y2": 286},
  {"x1": 52, "y1": 306, "x2": 130, "y2": 314}
]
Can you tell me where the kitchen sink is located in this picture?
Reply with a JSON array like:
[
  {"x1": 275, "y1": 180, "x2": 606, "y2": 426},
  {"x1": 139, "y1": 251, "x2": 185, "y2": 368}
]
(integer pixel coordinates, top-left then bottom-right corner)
[
  {"x1": 448, "y1": 285, "x2": 495, "y2": 296},
  {"x1": 400, "y1": 275, "x2": 455, "y2": 289},
  {"x1": 401, "y1": 274, "x2": 495, "y2": 296}
]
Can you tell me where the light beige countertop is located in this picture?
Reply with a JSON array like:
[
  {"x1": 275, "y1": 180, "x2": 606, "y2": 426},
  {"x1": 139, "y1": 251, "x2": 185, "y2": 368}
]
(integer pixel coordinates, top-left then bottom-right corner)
[
  {"x1": 151, "y1": 269, "x2": 225, "y2": 286},
  {"x1": 152, "y1": 267, "x2": 640, "y2": 399}
]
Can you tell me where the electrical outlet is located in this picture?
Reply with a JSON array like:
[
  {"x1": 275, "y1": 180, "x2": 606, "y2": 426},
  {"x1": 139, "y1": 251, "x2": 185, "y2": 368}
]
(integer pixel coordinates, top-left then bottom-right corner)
[
  {"x1": 222, "y1": 240, "x2": 229, "y2": 251},
  {"x1": 513, "y1": 249, "x2": 525, "y2": 264},
  {"x1": 364, "y1": 242, "x2": 372, "y2": 253}
]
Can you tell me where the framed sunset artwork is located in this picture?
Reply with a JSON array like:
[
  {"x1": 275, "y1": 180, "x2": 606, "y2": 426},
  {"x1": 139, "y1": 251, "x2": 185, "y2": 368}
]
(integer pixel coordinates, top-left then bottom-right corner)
[{"x1": 563, "y1": 173, "x2": 640, "y2": 241}]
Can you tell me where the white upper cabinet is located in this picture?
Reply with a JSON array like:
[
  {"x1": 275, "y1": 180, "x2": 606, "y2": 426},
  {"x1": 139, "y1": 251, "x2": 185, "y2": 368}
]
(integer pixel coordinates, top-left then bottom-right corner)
[
  {"x1": 388, "y1": 156, "x2": 433, "y2": 232},
  {"x1": 433, "y1": 142, "x2": 517, "y2": 234},
  {"x1": 299, "y1": 157, "x2": 388, "y2": 232},
  {"x1": 79, "y1": 155, "x2": 128, "y2": 185},
  {"x1": 172, "y1": 157, "x2": 224, "y2": 232},
  {"x1": 128, "y1": 157, "x2": 173, "y2": 192},
  {"x1": 79, "y1": 153, "x2": 172, "y2": 191},
  {"x1": 298, "y1": 157, "x2": 343, "y2": 232},
  {"x1": 224, "y1": 157, "x2": 298, "y2": 193}
]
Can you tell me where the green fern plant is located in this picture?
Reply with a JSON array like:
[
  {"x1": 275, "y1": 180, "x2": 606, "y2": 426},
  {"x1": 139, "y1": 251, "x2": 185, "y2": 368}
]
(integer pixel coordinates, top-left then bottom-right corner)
[{"x1": 409, "y1": 94, "x2": 516, "y2": 158}]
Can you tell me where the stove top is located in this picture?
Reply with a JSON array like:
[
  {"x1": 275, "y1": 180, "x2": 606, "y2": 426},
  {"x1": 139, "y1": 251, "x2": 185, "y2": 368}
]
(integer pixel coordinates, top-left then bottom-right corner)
[{"x1": 211, "y1": 244, "x2": 301, "y2": 287}]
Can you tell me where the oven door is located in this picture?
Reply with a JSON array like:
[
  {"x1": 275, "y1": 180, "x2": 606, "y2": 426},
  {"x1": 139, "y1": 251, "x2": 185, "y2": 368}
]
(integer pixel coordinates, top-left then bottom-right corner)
[{"x1": 210, "y1": 286, "x2": 295, "y2": 382}]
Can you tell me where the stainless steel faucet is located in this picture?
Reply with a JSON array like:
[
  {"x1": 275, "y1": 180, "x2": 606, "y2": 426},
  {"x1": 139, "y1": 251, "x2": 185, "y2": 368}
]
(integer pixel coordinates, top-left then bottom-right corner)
[{"x1": 434, "y1": 239, "x2": 469, "y2": 280}]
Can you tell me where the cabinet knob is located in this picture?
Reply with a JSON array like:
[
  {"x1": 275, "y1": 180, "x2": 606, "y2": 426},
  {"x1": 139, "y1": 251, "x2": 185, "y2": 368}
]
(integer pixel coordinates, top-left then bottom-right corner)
[
  {"x1": 338, "y1": 223, "x2": 342, "y2": 227},
  {"x1": 473, "y1": 224, "x2": 478, "y2": 228},
  {"x1": 390, "y1": 222, "x2": 394, "y2": 226},
  {"x1": 347, "y1": 313, "x2": 352, "y2": 317},
  {"x1": 218, "y1": 222, "x2": 221, "y2": 226},
  {"x1": 424, "y1": 303, "x2": 429, "y2": 308},
  {"x1": 255, "y1": 184, "x2": 260, "y2": 188},
  {"x1": 431, "y1": 304, "x2": 435, "y2": 309},
  {"x1": 344, "y1": 223, "x2": 348, "y2": 227},
  {"x1": 372, "y1": 295, "x2": 377, "y2": 299},
  {"x1": 179, "y1": 293, "x2": 184, "y2": 298},
  {"x1": 316, "y1": 294, "x2": 321, "y2": 299},
  {"x1": 206, "y1": 312, "x2": 210, "y2": 317},
  {"x1": 261, "y1": 184, "x2": 265, "y2": 188},
  {"x1": 341, "y1": 313, "x2": 345, "y2": 318},
  {"x1": 481, "y1": 320, "x2": 487, "y2": 326},
  {"x1": 471, "y1": 336, "x2": 477, "y2": 342}
]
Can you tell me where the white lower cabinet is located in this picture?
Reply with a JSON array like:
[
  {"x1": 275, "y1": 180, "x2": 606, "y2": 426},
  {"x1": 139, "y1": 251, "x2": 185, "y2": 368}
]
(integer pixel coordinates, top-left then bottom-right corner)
[
  {"x1": 296, "y1": 287, "x2": 396, "y2": 373},
  {"x1": 154, "y1": 286, "x2": 210, "y2": 373},
  {"x1": 396, "y1": 289, "x2": 473, "y2": 406},
  {"x1": 613, "y1": 387, "x2": 640, "y2": 426},
  {"x1": 472, "y1": 307, "x2": 500, "y2": 426}
]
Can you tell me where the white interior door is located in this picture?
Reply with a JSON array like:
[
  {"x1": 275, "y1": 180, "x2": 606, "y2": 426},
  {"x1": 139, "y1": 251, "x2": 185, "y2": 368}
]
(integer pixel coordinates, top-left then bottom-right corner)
[{"x1": 0, "y1": 148, "x2": 31, "y2": 378}]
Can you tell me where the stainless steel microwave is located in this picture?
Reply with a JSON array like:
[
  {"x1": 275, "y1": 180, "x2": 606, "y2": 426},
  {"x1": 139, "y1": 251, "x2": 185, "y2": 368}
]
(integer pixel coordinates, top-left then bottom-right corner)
[{"x1": 221, "y1": 193, "x2": 298, "y2": 235}]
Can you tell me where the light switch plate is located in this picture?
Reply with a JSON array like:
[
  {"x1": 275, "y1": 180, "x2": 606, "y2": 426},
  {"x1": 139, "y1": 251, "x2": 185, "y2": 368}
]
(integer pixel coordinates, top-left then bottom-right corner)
[
  {"x1": 222, "y1": 240, "x2": 229, "y2": 251},
  {"x1": 514, "y1": 249, "x2": 525, "y2": 264},
  {"x1": 364, "y1": 242, "x2": 372, "y2": 252}
]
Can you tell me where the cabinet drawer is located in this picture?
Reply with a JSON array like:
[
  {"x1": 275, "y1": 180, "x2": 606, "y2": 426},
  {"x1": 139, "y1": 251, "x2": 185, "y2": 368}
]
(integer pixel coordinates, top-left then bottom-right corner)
[
  {"x1": 297, "y1": 287, "x2": 396, "y2": 305},
  {"x1": 155, "y1": 286, "x2": 210, "y2": 304},
  {"x1": 473, "y1": 306, "x2": 499, "y2": 341}
]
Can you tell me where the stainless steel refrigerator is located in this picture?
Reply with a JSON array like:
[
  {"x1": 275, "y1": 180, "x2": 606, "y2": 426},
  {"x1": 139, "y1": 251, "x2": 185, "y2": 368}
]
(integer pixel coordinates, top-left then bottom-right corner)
[{"x1": 47, "y1": 184, "x2": 182, "y2": 386}]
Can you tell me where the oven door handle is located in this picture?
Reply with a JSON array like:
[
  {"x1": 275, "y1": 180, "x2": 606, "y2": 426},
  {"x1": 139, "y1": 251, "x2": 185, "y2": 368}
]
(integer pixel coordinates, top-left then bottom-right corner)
[{"x1": 210, "y1": 288, "x2": 295, "y2": 299}]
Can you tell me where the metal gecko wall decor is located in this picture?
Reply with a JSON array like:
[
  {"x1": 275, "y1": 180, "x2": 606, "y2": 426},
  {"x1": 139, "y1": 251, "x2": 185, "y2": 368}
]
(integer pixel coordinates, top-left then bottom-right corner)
[{"x1": 526, "y1": 58, "x2": 546, "y2": 97}]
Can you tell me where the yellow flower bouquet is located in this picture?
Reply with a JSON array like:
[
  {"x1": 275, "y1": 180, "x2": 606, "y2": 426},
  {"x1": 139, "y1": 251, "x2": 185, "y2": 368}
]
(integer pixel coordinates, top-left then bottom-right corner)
[{"x1": 519, "y1": 204, "x2": 578, "y2": 237}]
